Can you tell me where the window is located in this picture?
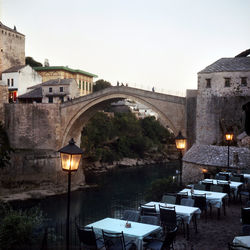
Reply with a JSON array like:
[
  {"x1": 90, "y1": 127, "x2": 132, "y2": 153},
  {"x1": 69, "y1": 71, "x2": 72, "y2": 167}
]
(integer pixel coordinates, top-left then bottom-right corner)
[
  {"x1": 86, "y1": 82, "x2": 88, "y2": 91},
  {"x1": 241, "y1": 77, "x2": 248, "y2": 86},
  {"x1": 206, "y1": 79, "x2": 211, "y2": 88},
  {"x1": 11, "y1": 79, "x2": 14, "y2": 87},
  {"x1": 89, "y1": 82, "x2": 91, "y2": 92},
  {"x1": 225, "y1": 78, "x2": 231, "y2": 87},
  {"x1": 48, "y1": 96, "x2": 53, "y2": 103},
  {"x1": 7, "y1": 79, "x2": 10, "y2": 87},
  {"x1": 79, "y1": 80, "x2": 81, "y2": 89},
  {"x1": 60, "y1": 87, "x2": 63, "y2": 92},
  {"x1": 60, "y1": 96, "x2": 64, "y2": 103},
  {"x1": 49, "y1": 87, "x2": 52, "y2": 93},
  {"x1": 83, "y1": 81, "x2": 85, "y2": 90}
]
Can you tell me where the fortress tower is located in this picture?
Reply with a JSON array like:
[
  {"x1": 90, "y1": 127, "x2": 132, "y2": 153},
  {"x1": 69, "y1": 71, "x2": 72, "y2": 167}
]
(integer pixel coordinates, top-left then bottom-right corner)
[{"x1": 0, "y1": 21, "x2": 25, "y2": 79}]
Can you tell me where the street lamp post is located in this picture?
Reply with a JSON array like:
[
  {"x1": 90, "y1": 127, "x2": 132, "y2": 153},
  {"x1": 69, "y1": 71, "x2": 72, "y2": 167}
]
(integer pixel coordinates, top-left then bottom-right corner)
[
  {"x1": 175, "y1": 131, "x2": 187, "y2": 186},
  {"x1": 225, "y1": 132, "x2": 233, "y2": 171},
  {"x1": 58, "y1": 138, "x2": 84, "y2": 250}
]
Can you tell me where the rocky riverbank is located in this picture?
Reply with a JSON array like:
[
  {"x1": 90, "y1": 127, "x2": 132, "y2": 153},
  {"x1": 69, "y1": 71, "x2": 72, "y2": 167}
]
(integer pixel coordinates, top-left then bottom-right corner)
[
  {"x1": 83, "y1": 149, "x2": 179, "y2": 174},
  {"x1": 0, "y1": 149, "x2": 178, "y2": 202}
]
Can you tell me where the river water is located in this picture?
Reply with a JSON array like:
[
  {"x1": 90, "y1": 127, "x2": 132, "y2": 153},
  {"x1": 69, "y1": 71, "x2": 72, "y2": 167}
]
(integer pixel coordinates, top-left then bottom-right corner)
[{"x1": 16, "y1": 162, "x2": 178, "y2": 225}]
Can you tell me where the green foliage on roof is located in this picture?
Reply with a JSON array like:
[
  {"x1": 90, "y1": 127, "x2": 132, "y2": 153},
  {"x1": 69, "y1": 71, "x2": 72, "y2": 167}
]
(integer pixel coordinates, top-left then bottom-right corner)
[
  {"x1": 33, "y1": 66, "x2": 98, "y2": 78},
  {"x1": 25, "y1": 57, "x2": 42, "y2": 67}
]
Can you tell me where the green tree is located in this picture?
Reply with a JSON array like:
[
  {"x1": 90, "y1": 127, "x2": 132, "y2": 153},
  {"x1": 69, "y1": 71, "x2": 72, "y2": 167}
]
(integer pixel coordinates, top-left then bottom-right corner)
[
  {"x1": 81, "y1": 112, "x2": 174, "y2": 163},
  {"x1": 0, "y1": 122, "x2": 13, "y2": 168},
  {"x1": 81, "y1": 112, "x2": 114, "y2": 154},
  {"x1": 25, "y1": 57, "x2": 43, "y2": 67},
  {"x1": 93, "y1": 79, "x2": 112, "y2": 92}
]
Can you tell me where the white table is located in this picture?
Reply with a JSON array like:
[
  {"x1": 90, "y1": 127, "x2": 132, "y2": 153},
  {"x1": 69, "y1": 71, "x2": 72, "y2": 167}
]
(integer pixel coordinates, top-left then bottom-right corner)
[
  {"x1": 145, "y1": 201, "x2": 201, "y2": 225},
  {"x1": 180, "y1": 188, "x2": 227, "y2": 209},
  {"x1": 202, "y1": 178, "x2": 243, "y2": 196},
  {"x1": 243, "y1": 174, "x2": 250, "y2": 182},
  {"x1": 233, "y1": 236, "x2": 250, "y2": 249},
  {"x1": 145, "y1": 201, "x2": 200, "y2": 240},
  {"x1": 87, "y1": 217, "x2": 161, "y2": 250}
]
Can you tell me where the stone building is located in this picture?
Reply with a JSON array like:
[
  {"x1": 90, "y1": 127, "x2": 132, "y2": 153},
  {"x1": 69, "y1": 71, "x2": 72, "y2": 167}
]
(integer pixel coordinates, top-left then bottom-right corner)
[
  {"x1": 2, "y1": 65, "x2": 42, "y2": 102},
  {"x1": 33, "y1": 66, "x2": 97, "y2": 96},
  {"x1": 0, "y1": 22, "x2": 25, "y2": 79},
  {"x1": 18, "y1": 78, "x2": 80, "y2": 103},
  {"x1": 183, "y1": 50, "x2": 250, "y2": 183},
  {"x1": 196, "y1": 51, "x2": 250, "y2": 145}
]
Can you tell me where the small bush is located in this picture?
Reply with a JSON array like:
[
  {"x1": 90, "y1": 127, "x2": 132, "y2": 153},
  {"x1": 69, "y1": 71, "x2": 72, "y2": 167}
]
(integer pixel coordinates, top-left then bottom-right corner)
[
  {"x1": 0, "y1": 205, "x2": 45, "y2": 250},
  {"x1": 144, "y1": 177, "x2": 180, "y2": 202}
]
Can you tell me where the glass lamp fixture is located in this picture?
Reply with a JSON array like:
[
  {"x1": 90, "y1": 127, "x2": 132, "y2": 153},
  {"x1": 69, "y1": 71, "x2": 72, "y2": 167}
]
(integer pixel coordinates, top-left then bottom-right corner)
[
  {"x1": 59, "y1": 138, "x2": 83, "y2": 172},
  {"x1": 225, "y1": 132, "x2": 234, "y2": 142},
  {"x1": 175, "y1": 131, "x2": 187, "y2": 150}
]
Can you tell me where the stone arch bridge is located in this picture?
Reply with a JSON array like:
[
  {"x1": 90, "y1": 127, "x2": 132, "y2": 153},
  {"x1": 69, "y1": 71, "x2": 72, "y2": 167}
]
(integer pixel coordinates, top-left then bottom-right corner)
[
  {"x1": 60, "y1": 86, "x2": 186, "y2": 148},
  {"x1": 3, "y1": 86, "x2": 186, "y2": 188},
  {"x1": 5, "y1": 86, "x2": 186, "y2": 151}
]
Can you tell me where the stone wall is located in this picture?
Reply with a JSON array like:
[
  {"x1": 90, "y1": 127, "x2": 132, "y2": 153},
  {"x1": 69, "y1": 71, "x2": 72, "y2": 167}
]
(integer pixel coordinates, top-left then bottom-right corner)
[
  {"x1": 186, "y1": 89, "x2": 197, "y2": 149},
  {"x1": 196, "y1": 71, "x2": 250, "y2": 145},
  {"x1": 4, "y1": 103, "x2": 62, "y2": 150},
  {"x1": 0, "y1": 24, "x2": 25, "y2": 78},
  {"x1": 1, "y1": 102, "x2": 85, "y2": 191},
  {"x1": 0, "y1": 84, "x2": 8, "y2": 123},
  {"x1": 0, "y1": 149, "x2": 85, "y2": 191},
  {"x1": 182, "y1": 161, "x2": 218, "y2": 184}
]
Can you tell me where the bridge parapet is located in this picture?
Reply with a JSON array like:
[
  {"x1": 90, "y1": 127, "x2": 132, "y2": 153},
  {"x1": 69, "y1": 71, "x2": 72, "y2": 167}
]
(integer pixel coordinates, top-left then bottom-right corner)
[{"x1": 61, "y1": 86, "x2": 186, "y2": 108}]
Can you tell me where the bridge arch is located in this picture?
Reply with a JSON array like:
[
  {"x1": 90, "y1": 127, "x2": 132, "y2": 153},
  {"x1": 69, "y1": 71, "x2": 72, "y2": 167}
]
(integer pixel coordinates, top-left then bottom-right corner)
[{"x1": 60, "y1": 87, "x2": 186, "y2": 148}]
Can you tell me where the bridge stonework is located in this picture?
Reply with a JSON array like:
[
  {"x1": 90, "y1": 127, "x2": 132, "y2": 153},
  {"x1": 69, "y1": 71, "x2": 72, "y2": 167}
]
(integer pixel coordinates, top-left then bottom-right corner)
[
  {"x1": 1, "y1": 87, "x2": 186, "y2": 190},
  {"x1": 60, "y1": 87, "x2": 186, "y2": 147}
]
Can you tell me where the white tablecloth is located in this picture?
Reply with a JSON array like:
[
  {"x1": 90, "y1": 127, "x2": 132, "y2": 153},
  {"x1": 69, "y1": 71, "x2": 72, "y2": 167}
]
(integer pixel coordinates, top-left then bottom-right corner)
[
  {"x1": 233, "y1": 236, "x2": 250, "y2": 249},
  {"x1": 145, "y1": 201, "x2": 201, "y2": 224},
  {"x1": 203, "y1": 178, "x2": 242, "y2": 196},
  {"x1": 243, "y1": 174, "x2": 250, "y2": 182},
  {"x1": 180, "y1": 188, "x2": 227, "y2": 208},
  {"x1": 87, "y1": 217, "x2": 161, "y2": 250}
]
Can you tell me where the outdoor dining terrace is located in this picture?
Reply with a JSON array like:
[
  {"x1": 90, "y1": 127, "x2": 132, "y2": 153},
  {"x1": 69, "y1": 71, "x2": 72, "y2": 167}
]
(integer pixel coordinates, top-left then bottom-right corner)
[{"x1": 33, "y1": 170, "x2": 250, "y2": 250}]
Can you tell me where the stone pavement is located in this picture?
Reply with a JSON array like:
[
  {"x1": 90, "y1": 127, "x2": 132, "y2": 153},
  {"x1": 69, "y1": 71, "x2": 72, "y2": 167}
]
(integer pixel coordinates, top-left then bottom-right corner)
[{"x1": 172, "y1": 202, "x2": 243, "y2": 250}]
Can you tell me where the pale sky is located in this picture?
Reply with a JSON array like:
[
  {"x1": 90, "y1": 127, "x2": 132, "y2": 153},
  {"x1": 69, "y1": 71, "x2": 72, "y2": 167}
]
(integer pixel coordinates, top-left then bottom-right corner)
[{"x1": 1, "y1": 0, "x2": 249, "y2": 96}]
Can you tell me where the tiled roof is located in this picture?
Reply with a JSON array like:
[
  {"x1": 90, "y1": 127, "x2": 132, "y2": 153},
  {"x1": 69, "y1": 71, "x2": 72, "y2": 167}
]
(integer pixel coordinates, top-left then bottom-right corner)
[
  {"x1": 183, "y1": 144, "x2": 250, "y2": 169},
  {"x1": 0, "y1": 21, "x2": 25, "y2": 36},
  {"x1": 199, "y1": 57, "x2": 250, "y2": 73},
  {"x1": 18, "y1": 88, "x2": 42, "y2": 99},
  {"x1": 42, "y1": 78, "x2": 74, "y2": 86},
  {"x1": 28, "y1": 78, "x2": 74, "y2": 90},
  {"x1": 33, "y1": 66, "x2": 98, "y2": 78},
  {"x1": 2, "y1": 65, "x2": 26, "y2": 73}
]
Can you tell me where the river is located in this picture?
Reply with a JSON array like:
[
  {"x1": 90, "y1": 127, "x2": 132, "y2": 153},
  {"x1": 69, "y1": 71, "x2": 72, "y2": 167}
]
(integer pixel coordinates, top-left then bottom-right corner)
[{"x1": 15, "y1": 162, "x2": 178, "y2": 225}]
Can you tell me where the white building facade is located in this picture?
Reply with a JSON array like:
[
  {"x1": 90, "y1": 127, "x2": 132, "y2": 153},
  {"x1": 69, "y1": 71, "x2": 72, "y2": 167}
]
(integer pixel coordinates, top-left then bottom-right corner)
[{"x1": 2, "y1": 65, "x2": 42, "y2": 102}]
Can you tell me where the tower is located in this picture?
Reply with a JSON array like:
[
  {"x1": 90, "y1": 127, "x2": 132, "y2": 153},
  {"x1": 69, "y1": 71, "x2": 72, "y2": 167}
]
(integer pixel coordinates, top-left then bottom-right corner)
[{"x1": 0, "y1": 22, "x2": 25, "y2": 79}]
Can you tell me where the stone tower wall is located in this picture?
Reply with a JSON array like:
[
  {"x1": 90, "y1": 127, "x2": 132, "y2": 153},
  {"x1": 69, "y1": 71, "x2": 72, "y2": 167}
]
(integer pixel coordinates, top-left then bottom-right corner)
[
  {"x1": 186, "y1": 89, "x2": 197, "y2": 149},
  {"x1": 196, "y1": 71, "x2": 250, "y2": 145},
  {"x1": 0, "y1": 23, "x2": 25, "y2": 79}
]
